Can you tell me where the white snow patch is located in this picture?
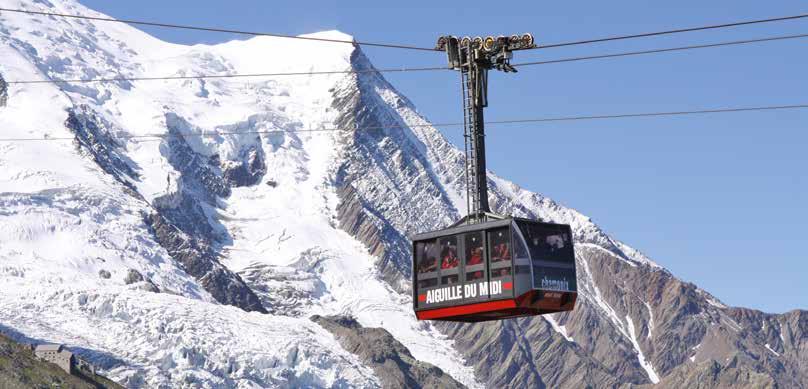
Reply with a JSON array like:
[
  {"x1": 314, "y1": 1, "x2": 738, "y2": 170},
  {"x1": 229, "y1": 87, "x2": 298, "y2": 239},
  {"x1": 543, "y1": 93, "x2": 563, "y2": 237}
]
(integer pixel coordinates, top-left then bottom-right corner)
[
  {"x1": 706, "y1": 297, "x2": 728, "y2": 309},
  {"x1": 578, "y1": 253, "x2": 626, "y2": 334},
  {"x1": 615, "y1": 241, "x2": 662, "y2": 269},
  {"x1": 697, "y1": 288, "x2": 728, "y2": 309},
  {"x1": 544, "y1": 314, "x2": 574, "y2": 342},
  {"x1": 644, "y1": 301, "x2": 655, "y2": 339},
  {"x1": 579, "y1": 243, "x2": 636, "y2": 267},
  {"x1": 722, "y1": 316, "x2": 743, "y2": 332},
  {"x1": 626, "y1": 315, "x2": 660, "y2": 384},
  {"x1": 764, "y1": 344, "x2": 780, "y2": 357}
]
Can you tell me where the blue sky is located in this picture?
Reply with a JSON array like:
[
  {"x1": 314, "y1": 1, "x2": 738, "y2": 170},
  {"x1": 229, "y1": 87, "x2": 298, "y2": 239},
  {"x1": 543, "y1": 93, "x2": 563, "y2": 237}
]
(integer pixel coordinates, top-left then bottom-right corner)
[{"x1": 79, "y1": 0, "x2": 807, "y2": 313}]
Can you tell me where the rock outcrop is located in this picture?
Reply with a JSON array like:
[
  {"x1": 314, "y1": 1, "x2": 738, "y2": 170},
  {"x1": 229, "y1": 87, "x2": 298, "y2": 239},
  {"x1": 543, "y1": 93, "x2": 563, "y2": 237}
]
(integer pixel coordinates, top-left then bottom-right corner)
[
  {"x1": 311, "y1": 315, "x2": 465, "y2": 389},
  {"x1": 141, "y1": 113, "x2": 267, "y2": 313},
  {"x1": 0, "y1": 73, "x2": 7, "y2": 107}
]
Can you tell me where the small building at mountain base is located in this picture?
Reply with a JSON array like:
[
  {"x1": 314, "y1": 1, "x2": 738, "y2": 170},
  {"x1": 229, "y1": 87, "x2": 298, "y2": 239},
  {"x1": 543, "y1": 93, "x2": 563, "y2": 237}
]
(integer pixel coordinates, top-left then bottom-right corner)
[{"x1": 34, "y1": 344, "x2": 75, "y2": 374}]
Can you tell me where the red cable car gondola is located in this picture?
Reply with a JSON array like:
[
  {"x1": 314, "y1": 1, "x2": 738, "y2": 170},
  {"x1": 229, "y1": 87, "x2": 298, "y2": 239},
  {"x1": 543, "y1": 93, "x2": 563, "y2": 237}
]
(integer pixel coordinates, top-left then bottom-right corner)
[
  {"x1": 413, "y1": 34, "x2": 577, "y2": 322},
  {"x1": 412, "y1": 217, "x2": 577, "y2": 322}
]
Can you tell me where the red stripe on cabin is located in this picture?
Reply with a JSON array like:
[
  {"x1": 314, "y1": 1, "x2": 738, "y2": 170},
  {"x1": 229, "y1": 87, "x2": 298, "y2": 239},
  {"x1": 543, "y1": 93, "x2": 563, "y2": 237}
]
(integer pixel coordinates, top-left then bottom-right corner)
[
  {"x1": 503, "y1": 282, "x2": 513, "y2": 290},
  {"x1": 416, "y1": 299, "x2": 517, "y2": 320},
  {"x1": 418, "y1": 294, "x2": 426, "y2": 302}
]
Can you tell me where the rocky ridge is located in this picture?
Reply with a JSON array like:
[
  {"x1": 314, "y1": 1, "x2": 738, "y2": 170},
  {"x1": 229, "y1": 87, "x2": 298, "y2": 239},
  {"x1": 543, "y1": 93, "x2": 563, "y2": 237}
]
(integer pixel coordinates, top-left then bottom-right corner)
[{"x1": 311, "y1": 315, "x2": 465, "y2": 389}]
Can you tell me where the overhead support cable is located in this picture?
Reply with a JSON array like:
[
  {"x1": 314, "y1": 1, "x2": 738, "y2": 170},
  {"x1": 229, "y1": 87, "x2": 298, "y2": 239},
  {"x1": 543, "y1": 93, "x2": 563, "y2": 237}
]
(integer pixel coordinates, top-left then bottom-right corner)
[
  {"x1": 1, "y1": 103, "x2": 805, "y2": 143},
  {"x1": 3, "y1": 8, "x2": 807, "y2": 53},
  {"x1": 534, "y1": 13, "x2": 808, "y2": 49},
  {"x1": 5, "y1": 65, "x2": 450, "y2": 85},
  {"x1": 0, "y1": 7, "x2": 439, "y2": 51},
  {"x1": 481, "y1": 104, "x2": 808, "y2": 124},
  {"x1": 5, "y1": 33, "x2": 807, "y2": 85},
  {"x1": 514, "y1": 33, "x2": 808, "y2": 68}
]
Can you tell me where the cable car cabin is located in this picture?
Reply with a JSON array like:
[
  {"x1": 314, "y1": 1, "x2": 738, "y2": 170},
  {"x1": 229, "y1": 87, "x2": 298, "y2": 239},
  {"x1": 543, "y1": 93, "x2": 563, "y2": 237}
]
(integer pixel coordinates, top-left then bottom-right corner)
[{"x1": 412, "y1": 217, "x2": 577, "y2": 322}]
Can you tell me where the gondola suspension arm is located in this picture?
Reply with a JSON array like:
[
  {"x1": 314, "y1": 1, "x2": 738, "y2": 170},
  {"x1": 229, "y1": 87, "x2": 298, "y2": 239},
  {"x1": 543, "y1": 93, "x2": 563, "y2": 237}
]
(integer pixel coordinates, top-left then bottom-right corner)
[{"x1": 436, "y1": 34, "x2": 535, "y2": 224}]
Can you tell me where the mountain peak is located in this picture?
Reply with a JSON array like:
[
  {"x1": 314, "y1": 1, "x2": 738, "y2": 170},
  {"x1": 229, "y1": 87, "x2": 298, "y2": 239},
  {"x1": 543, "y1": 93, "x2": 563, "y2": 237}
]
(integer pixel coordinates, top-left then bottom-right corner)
[{"x1": 299, "y1": 29, "x2": 356, "y2": 43}]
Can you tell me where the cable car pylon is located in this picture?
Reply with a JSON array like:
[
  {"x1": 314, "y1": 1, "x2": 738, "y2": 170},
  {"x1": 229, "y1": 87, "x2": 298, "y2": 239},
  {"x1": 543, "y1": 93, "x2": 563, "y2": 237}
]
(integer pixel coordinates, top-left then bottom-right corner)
[
  {"x1": 410, "y1": 34, "x2": 578, "y2": 322},
  {"x1": 437, "y1": 34, "x2": 534, "y2": 223}
]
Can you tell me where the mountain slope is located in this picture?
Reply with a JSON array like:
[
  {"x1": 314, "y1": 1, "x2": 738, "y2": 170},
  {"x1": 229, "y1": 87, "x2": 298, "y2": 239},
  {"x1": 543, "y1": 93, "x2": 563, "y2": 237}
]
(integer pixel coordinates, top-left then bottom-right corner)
[
  {"x1": 0, "y1": 1, "x2": 804, "y2": 388},
  {"x1": 0, "y1": 332, "x2": 122, "y2": 389}
]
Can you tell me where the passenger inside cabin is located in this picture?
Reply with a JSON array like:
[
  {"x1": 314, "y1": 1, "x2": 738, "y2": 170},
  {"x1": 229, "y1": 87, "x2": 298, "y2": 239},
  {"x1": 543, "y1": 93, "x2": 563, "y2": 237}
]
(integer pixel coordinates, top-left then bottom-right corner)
[
  {"x1": 528, "y1": 230, "x2": 572, "y2": 261},
  {"x1": 490, "y1": 229, "x2": 512, "y2": 262},
  {"x1": 464, "y1": 234, "x2": 484, "y2": 281},
  {"x1": 467, "y1": 247, "x2": 483, "y2": 265},
  {"x1": 465, "y1": 233, "x2": 484, "y2": 266},
  {"x1": 441, "y1": 243, "x2": 459, "y2": 269},
  {"x1": 492, "y1": 242, "x2": 511, "y2": 262},
  {"x1": 546, "y1": 234, "x2": 566, "y2": 251}
]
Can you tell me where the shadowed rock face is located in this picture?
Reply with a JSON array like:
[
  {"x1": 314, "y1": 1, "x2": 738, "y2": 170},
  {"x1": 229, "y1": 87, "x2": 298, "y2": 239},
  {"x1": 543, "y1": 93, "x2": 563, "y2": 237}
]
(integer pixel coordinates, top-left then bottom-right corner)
[
  {"x1": 124, "y1": 269, "x2": 144, "y2": 284},
  {"x1": 144, "y1": 205, "x2": 265, "y2": 313},
  {"x1": 331, "y1": 49, "x2": 461, "y2": 292},
  {"x1": 0, "y1": 73, "x2": 7, "y2": 107},
  {"x1": 645, "y1": 358, "x2": 777, "y2": 389},
  {"x1": 142, "y1": 118, "x2": 266, "y2": 313},
  {"x1": 311, "y1": 315, "x2": 465, "y2": 389},
  {"x1": 136, "y1": 113, "x2": 266, "y2": 313},
  {"x1": 64, "y1": 105, "x2": 140, "y2": 193},
  {"x1": 63, "y1": 106, "x2": 269, "y2": 309},
  {"x1": 61, "y1": 106, "x2": 269, "y2": 314},
  {"x1": 222, "y1": 144, "x2": 266, "y2": 188}
]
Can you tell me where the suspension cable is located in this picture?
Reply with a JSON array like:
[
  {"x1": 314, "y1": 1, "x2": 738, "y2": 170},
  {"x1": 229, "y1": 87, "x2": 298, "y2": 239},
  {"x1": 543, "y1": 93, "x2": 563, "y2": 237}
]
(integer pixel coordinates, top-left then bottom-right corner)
[{"x1": 1, "y1": 103, "x2": 804, "y2": 142}]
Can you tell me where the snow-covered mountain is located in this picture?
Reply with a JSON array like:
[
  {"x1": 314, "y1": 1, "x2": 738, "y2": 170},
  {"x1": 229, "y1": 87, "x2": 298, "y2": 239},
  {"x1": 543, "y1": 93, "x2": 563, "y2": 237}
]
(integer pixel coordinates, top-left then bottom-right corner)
[{"x1": 0, "y1": 1, "x2": 805, "y2": 388}]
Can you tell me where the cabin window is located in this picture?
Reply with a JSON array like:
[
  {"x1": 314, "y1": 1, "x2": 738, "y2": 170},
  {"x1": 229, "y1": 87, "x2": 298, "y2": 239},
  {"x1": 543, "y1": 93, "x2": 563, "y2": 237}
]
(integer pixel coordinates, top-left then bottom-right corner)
[
  {"x1": 439, "y1": 236, "x2": 459, "y2": 270},
  {"x1": 416, "y1": 240, "x2": 439, "y2": 274},
  {"x1": 415, "y1": 240, "x2": 439, "y2": 288},
  {"x1": 520, "y1": 224, "x2": 574, "y2": 263},
  {"x1": 464, "y1": 232, "x2": 485, "y2": 282},
  {"x1": 464, "y1": 232, "x2": 484, "y2": 265},
  {"x1": 488, "y1": 228, "x2": 513, "y2": 283},
  {"x1": 438, "y1": 236, "x2": 460, "y2": 285},
  {"x1": 489, "y1": 228, "x2": 512, "y2": 263},
  {"x1": 513, "y1": 231, "x2": 530, "y2": 259}
]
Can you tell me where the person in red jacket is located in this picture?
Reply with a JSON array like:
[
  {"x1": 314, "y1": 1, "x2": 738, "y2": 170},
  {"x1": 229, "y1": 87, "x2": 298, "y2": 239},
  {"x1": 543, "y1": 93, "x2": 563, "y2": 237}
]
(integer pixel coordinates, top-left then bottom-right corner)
[
  {"x1": 441, "y1": 245, "x2": 458, "y2": 269},
  {"x1": 467, "y1": 247, "x2": 483, "y2": 265}
]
